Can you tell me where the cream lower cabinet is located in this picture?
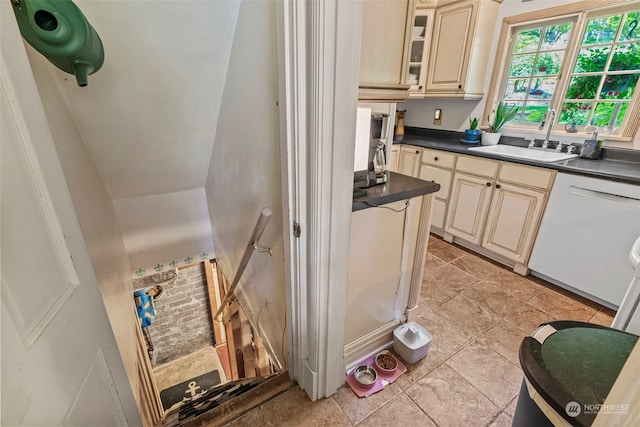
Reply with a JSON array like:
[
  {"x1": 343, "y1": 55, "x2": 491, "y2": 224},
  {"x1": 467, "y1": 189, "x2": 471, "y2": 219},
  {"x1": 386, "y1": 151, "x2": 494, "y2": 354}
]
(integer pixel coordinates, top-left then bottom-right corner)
[
  {"x1": 398, "y1": 145, "x2": 422, "y2": 176},
  {"x1": 481, "y1": 182, "x2": 546, "y2": 265},
  {"x1": 445, "y1": 155, "x2": 555, "y2": 272},
  {"x1": 418, "y1": 148, "x2": 455, "y2": 230},
  {"x1": 445, "y1": 172, "x2": 493, "y2": 245}
]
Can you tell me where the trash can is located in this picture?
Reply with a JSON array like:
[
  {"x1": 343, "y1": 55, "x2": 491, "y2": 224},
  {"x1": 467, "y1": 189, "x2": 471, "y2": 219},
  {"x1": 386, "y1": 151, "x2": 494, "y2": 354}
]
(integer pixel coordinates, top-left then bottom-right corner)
[{"x1": 513, "y1": 320, "x2": 638, "y2": 427}]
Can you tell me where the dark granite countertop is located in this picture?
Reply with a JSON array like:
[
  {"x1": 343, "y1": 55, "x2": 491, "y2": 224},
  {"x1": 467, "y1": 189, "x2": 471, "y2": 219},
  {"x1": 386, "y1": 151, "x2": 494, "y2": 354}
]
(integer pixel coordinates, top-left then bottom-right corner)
[
  {"x1": 399, "y1": 127, "x2": 640, "y2": 185},
  {"x1": 352, "y1": 171, "x2": 440, "y2": 212}
]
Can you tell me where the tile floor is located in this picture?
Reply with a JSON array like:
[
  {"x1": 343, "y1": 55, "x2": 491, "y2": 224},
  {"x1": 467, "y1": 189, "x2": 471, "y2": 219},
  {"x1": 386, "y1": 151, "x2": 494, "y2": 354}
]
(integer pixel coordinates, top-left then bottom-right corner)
[{"x1": 223, "y1": 235, "x2": 616, "y2": 427}]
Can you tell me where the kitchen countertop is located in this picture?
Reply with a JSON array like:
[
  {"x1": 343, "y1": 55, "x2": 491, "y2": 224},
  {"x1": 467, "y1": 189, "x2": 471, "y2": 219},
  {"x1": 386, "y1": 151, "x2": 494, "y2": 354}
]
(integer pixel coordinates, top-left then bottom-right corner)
[
  {"x1": 352, "y1": 171, "x2": 440, "y2": 212},
  {"x1": 399, "y1": 128, "x2": 640, "y2": 185}
]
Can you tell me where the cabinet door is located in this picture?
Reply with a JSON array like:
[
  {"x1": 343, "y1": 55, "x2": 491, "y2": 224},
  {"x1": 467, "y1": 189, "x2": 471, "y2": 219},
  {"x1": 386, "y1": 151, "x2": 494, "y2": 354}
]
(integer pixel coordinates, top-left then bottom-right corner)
[
  {"x1": 426, "y1": 0, "x2": 474, "y2": 94},
  {"x1": 398, "y1": 146, "x2": 422, "y2": 177},
  {"x1": 419, "y1": 164, "x2": 452, "y2": 200},
  {"x1": 445, "y1": 172, "x2": 493, "y2": 245},
  {"x1": 407, "y1": 8, "x2": 435, "y2": 96},
  {"x1": 481, "y1": 182, "x2": 546, "y2": 264},
  {"x1": 359, "y1": 0, "x2": 412, "y2": 101},
  {"x1": 390, "y1": 145, "x2": 400, "y2": 172}
]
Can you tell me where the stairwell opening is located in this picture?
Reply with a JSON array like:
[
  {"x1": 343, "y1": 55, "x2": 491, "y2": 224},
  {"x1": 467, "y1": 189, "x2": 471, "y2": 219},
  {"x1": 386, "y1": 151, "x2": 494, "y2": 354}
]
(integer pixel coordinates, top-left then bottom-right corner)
[{"x1": 132, "y1": 260, "x2": 289, "y2": 425}]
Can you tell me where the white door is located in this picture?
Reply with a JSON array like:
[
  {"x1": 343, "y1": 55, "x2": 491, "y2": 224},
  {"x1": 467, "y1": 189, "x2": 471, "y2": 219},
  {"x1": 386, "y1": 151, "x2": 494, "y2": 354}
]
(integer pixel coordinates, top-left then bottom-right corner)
[{"x1": 1, "y1": 50, "x2": 137, "y2": 427}]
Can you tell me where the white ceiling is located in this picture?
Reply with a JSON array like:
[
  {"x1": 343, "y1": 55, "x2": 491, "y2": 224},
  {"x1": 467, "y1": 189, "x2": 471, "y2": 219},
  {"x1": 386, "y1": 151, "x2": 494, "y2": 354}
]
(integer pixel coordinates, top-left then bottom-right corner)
[{"x1": 42, "y1": 0, "x2": 240, "y2": 200}]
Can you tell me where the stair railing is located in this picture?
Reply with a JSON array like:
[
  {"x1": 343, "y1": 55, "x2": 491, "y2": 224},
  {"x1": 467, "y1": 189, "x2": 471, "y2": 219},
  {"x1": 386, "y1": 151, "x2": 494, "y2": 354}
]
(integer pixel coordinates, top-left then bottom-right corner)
[{"x1": 213, "y1": 207, "x2": 272, "y2": 320}]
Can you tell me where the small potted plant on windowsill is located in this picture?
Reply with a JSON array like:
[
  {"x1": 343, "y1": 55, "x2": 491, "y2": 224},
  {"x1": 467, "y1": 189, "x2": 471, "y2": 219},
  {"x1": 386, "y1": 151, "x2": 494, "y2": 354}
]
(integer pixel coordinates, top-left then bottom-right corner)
[
  {"x1": 483, "y1": 102, "x2": 519, "y2": 146},
  {"x1": 464, "y1": 117, "x2": 481, "y2": 143}
]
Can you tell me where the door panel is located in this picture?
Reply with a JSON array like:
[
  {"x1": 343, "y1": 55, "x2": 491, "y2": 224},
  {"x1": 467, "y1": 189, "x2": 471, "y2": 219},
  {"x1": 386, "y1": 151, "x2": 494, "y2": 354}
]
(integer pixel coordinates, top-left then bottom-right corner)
[
  {"x1": 445, "y1": 173, "x2": 493, "y2": 245},
  {"x1": 398, "y1": 146, "x2": 421, "y2": 177},
  {"x1": 481, "y1": 183, "x2": 545, "y2": 264},
  {"x1": 419, "y1": 164, "x2": 452, "y2": 199},
  {"x1": 1, "y1": 42, "x2": 132, "y2": 425}
]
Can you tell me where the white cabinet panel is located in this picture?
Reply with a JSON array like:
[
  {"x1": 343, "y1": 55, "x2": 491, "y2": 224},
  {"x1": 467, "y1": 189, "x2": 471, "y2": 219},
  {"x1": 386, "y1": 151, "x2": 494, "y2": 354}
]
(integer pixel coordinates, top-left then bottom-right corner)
[
  {"x1": 398, "y1": 146, "x2": 422, "y2": 177},
  {"x1": 445, "y1": 173, "x2": 493, "y2": 245},
  {"x1": 432, "y1": 198, "x2": 447, "y2": 229},
  {"x1": 419, "y1": 164, "x2": 452, "y2": 199},
  {"x1": 482, "y1": 183, "x2": 545, "y2": 264}
]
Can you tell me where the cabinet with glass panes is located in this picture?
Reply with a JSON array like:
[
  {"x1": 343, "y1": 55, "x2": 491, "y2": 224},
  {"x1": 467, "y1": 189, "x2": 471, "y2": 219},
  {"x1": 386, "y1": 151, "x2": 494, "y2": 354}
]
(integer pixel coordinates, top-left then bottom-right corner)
[{"x1": 407, "y1": 8, "x2": 435, "y2": 97}]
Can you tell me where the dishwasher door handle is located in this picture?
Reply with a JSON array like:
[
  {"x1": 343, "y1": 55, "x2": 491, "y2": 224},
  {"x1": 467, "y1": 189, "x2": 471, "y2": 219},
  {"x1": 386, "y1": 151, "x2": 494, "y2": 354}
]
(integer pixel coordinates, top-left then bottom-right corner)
[
  {"x1": 631, "y1": 235, "x2": 640, "y2": 270},
  {"x1": 568, "y1": 186, "x2": 640, "y2": 208}
]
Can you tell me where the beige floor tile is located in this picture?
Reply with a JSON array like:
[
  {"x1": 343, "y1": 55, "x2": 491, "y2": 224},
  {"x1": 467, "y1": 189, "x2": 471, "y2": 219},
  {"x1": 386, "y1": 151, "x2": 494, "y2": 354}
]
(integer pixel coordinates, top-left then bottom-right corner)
[
  {"x1": 424, "y1": 252, "x2": 447, "y2": 271},
  {"x1": 446, "y1": 341, "x2": 523, "y2": 408},
  {"x1": 528, "y1": 287, "x2": 598, "y2": 322},
  {"x1": 489, "y1": 412, "x2": 514, "y2": 427},
  {"x1": 504, "y1": 395, "x2": 520, "y2": 418},
  {"x1": 418, "y1": 279, "x2": 460, "y2": 313},
  {"x1": 451, "y1": 255, "x2": 506, "y2": 280},
  {"x1": 358, "y1": 393, "x2": 436, "y2": 427},
  {"x1": 332, "y1": 381, "x2": 403, "y2": 425},
  {"x1": 260, "y1": 387, "x2": 350, "y2": 427},
  {"x1": 417, "y1": 310, "x2": 474, "y2": 361},
  {"x1": 406, "y1": 364, "x2": 500, "y2": 427},
  {"x1": 432, "y1": 294, "x2": 501, "y2": 337},
  {"x1": 393, "y1": 351, "x2": 443, "y2": 391},
  {"x1": 223, "y1": 407, "x2": 268, "y2": 426},
  {"x1": 504, "y1": 303, "x2": 554, "y2": 334},
  {"x1": 463, "y1": 281, "x2": 524, "y2": 317},
  {"x1": 479, "y1": 320, "x2": 528, "y2": 367},
  {"x1": 589, "y1": 308, "x2": 615, "y2": 327},
  {"x1": 488, "y1": 270, "x2": 544, "y2": 302},
  {"x1": 427, "y1": 240, "x2": 468, "y2": 263},
  {"x1": 424, "y1": 263, "x2": 480, "y2": 293}
]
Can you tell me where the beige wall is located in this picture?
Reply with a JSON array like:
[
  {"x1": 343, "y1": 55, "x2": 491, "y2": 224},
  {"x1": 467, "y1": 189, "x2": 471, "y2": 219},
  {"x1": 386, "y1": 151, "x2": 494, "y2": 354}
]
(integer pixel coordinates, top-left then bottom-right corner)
[
  {"x1": 113, "y1": 188, "x2": 215, "y2": 277},
  {"x1": 205, "y1": 0, "x2": 287, "y2": 369},
  {"x1": 403, "y1": 0, "x2": 640, "y2": 149},
  {"x1": 25, "y1": 47, "x2": 142, "y2": 417}
]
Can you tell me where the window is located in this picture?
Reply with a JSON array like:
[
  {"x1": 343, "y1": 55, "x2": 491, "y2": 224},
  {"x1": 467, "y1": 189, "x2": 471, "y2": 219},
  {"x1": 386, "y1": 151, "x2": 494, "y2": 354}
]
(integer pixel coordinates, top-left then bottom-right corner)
[
  {"x1": 504, "y1": 20, "x2": 576, "y2": 125},
  {"x1": 487, "y1": 3, "x2": 640, "y2": 140}
]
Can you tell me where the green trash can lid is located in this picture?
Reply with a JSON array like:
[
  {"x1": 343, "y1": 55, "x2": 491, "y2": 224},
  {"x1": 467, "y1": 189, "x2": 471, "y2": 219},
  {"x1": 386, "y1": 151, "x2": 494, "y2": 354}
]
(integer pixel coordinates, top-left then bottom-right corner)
[{"x1": 520, "y1": 320, "x2": 638, "y2": 427}]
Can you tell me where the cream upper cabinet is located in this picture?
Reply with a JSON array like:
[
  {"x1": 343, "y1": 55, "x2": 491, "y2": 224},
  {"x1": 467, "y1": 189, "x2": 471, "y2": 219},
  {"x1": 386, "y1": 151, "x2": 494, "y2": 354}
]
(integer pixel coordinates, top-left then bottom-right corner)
[
  {"x1": 398, "y1": 145, "x2": 422, "y2": 177},
  {"x1": 425, "y1": 0, "x2": 499, "y2": 99},
  {"x1": 406, "y1": 8, "x2": 435, "y2": 97},
  {"x1": 359, "y1": 0, "x2": 414, "y2": 101}
]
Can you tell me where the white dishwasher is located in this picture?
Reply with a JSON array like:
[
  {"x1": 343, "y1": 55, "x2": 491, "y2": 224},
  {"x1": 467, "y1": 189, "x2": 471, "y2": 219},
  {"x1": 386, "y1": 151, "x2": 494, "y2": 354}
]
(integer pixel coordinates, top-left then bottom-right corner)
[{"x1": 529, "y1": 172, "x2": 640, "y2": 308}]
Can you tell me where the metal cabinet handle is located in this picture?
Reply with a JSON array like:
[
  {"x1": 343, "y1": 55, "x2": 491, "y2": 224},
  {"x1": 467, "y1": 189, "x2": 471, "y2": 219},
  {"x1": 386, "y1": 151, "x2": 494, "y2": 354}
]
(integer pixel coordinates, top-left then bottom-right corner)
[
  {"x1": 418, "y1": 85, "x2": 423, "y2": 90},
  {"x1": 486, "y1": 182, "x2": 491, "y2": 187},
  {"x1": 434, "y1": 156, "x2": 439, "y2": 161},
  {"x1": 458, "y1": 84, "x2": 463, "y2": 89},
  {"x1": 415, "y1": 150, "x2": 420, "y2": 154},
  {"x1": 495, "y1": 184, "x2": 501, "y2": 189}
]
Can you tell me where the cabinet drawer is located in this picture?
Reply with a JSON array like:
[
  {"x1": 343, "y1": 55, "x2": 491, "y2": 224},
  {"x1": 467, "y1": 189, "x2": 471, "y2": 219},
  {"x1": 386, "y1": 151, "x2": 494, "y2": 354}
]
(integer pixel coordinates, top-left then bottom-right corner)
[
  {"x1": 498, "y1": 163, "x2": 555, "y2": 191},
  {"x1": 421, "y1": 148, "x2": 455, "y2": 169},
  {"x1": 419, "y1": 164, "x2": 452, "y2": 200},
  {"x1": 455, "y1": 155, "x2": 499, "y2": 178}
]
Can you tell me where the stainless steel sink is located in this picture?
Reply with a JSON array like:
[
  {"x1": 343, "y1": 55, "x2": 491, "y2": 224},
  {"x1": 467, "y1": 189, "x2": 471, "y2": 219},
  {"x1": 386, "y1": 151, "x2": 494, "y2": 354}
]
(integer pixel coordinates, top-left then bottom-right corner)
[{"x1": 468, "y1": 145, "x2": 578, "y2": 163}]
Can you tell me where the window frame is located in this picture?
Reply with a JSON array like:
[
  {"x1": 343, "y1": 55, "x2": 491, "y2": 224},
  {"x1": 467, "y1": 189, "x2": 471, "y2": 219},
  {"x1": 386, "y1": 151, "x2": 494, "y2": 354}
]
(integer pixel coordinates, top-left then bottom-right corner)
[{"x1": 483, "y1": 0, "x2": 640, "y2": 142}]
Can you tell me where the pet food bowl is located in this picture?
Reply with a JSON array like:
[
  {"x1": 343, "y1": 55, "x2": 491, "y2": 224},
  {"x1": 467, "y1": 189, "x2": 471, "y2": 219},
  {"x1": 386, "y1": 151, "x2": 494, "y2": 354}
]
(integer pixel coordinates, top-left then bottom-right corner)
[
  {"x1": 353, "y1": 365, "x2": 377, "y2": 388},
  {"x1": 375, "y1": 352, "x2": 399, "y2": 375}
]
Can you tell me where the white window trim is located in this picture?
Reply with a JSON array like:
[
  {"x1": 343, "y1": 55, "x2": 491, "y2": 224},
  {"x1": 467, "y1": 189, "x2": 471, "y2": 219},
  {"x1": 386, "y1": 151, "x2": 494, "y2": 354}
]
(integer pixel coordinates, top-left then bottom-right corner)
[{"x1": 483, "y1": 0, "x2": 640, "y2": 143}]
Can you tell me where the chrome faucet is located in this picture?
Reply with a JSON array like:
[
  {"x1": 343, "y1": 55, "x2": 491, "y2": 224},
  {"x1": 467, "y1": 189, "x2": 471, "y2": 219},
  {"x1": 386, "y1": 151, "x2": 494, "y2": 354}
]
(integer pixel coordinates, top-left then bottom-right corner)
[{"x1": 538, "y1": 108, "x2": 556, "y2": 148}]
